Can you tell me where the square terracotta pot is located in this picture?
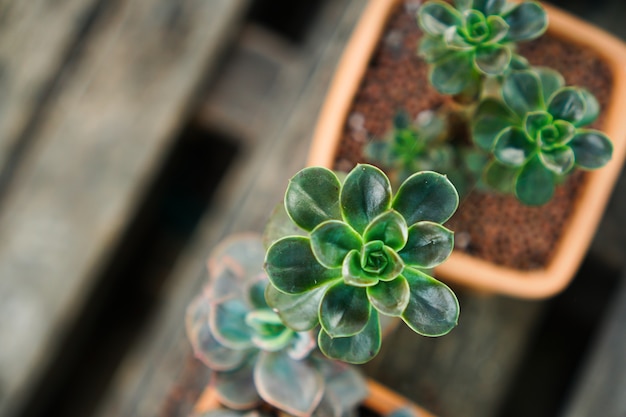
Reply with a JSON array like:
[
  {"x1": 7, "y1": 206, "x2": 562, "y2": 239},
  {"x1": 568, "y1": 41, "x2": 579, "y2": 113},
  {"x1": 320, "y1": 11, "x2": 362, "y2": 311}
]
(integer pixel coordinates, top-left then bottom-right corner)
[{"x1": 307, "y1": 0, "x2": 626, "y2": 299}]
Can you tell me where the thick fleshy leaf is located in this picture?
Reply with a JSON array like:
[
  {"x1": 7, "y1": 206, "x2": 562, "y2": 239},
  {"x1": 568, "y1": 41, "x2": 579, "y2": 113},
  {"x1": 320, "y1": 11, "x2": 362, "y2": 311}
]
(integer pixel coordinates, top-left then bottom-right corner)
[
  {"x1": 472, "y1": 98, "x2": 517, "y2": 150},
  {"x1": 430, "y1": 51, "x2": 476, "y2": 95},
  {"x1": 313, "y1": 358, "x2": 368, "y2": 412},
  {"x1": 359, "y1": 240, "x2": 403, "y2": 279},
  {"x1": 400, "y1": 268, "x2": 459, "y2": 336},
  {"x1": 535, "y1": 67, "x2": 565, "y2": 103},
  {"x1": 547, "y1": 88, "x2": 586, "y2": 124},
  {"x1": 245, "y1": 309, "x2": 294, "y2": 352},
  {"x1": 343, "y1": 250, "x2": 380, "y2": 287},
  {"x1": 247, "y1": 276, "x2": 268, "y2": 310},
  {"x1": 340, "y1": 164, "x2": 392, "y2": 234},
  {"x1": 214, "y1": 357, "x2": 261, "y2": 409},
  {"x1": 494, "y1": 126, "x2": 536, "y2": 166},
  {"x1": 444, "y1": 25, "x2": 474, "y2": 50},
  {"x1": 418, "y1": 1, "x2": 463, "y2": 36},
  {"x1": 285, "y1": 167, "x2": 341, "y2": 231},
  {"x1": 265, "y1": 284, "x2": 327, "y2": 331},
  {"x1": 540, "y1": 146, "x2": 575, "y2": 175},
  {"x1": 503, "y1": 70, "x2": 544, "y2": 118},
  {"x1": 577, "y1": 89, "x2": 601, "y2": 127},
  {"x1": 265, "y1": 236, "x2": 341, "y2": 294},
  {"x1": 472, "y1": 0, "x2": 506, "y2": 15},
  {"x1": 185, "y1": 295, "x2": 249, "y2": 371},
  {"x1": 474, "y1": 44, "x2": 511, "y2": 75},
  {"x1": 486, "y1": 15, "x2": 509, "y2": 43},
  {"x1": 484, "y1": 160, "x2": 519, "y2": 193},
  {"x1": 311, "y1": 221, "x2": 362, "y2": 268},
  {"x1": 255, "y1": 351, "x2": 324, "y2": 417},
  {"x1": 363, "y1": 210, "x2": 408, "y2": 251},
  {"x1": 318, "y1": 309, "x2": 382, "y2": 364},
  {"x1": 367, "y1": 276, "x2": 410, "y2": 317},
  {"x1": 393, "y1": 171, "x2": 459, "y2": 225},
  {"x1": 310, "y1": 391, "x2": 342, "y2": 417},
  {"x1": 570, "y1": 130, "x2": 613, "y2": 169},
  {"x1": 552, "y1": 120, "x2": 576, "y2": 145},
  {"x1": 524, "y1": 111, "x2": 552, "y2": 141},
  {"x1": 210, "y1": 298, "x2": 254, "y2": 350},
  {"x1": 287, "y1": 331, "x2": 316, "y2": 361},
  {"x1": 502, "y1": 2, "x2": 548, "y2": 41},
  {"x1": 418, "y1": 35, "x2": 451, "y2": 63},
  {"x1": 515, "y1": 154, "x2": 555, "y2": 205},
  {"x1": 320, "y1": 282, "x2": 371, "y2": 337},
  {"x1": 263, "y1": 203, "x2": 307, "y2": 249},
  {"x1": 400, "y1": 222, "x2": 455, "y2": 269}
]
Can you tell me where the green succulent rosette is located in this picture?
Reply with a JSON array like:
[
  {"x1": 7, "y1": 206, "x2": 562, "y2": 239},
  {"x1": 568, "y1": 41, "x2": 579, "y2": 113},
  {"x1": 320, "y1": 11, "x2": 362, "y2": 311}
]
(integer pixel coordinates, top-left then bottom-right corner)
[
  {"x1": 472, "y1": 68, "x2": 613, "y2": 205},
  {"x1": 417, "y1": 0, "x2": 547, "y2": 95},
  {"x1": 264, "y1": 164, "x2": 460, "y2": 364},
  {"x1": 186, "y1": 235, "x2": 367, "y2": 417}
]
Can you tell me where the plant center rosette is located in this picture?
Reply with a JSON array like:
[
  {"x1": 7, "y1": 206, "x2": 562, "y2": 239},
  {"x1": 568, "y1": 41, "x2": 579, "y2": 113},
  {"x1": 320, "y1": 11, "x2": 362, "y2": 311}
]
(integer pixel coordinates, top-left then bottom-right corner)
[{"x1": 264, "y1": 164, "x2": 460, "y2": 364}]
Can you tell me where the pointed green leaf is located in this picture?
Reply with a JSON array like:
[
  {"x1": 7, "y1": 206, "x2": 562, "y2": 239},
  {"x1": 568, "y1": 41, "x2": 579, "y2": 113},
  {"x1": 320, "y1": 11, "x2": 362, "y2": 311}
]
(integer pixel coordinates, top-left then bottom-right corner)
[
  {"x1": 214, "y1": 356, "x2": 261, "y2": 409},
  {"x1": 367, "y1": 276, "x2": 410, "y2": 317},
  {"x1": 430, "y1": 50, "x2": 477, "y2": 95},
  {"x1": 265, "y1": 236, "x2": 341, "y2": 294},
  {"x1": 547, "y1": 88, "x2": 587, "y2": 124},
  {"x1": 400, "y1": 221, "x2": 455, "y2": 269},
  {"x1": 474, "y1": 44, "x2": 511, "y2": 75},
  {"x1": 320, "y1": 282, "x2": 371, "y2": 337},
  {"x1": 393, "y1": 171, "x2": 459, "y2": 225},
  {"x1": 255, "y1": 351, "x2": 324, "y2": 417},
  {"x1": 318, "y1": 310, "x2": 382, "y2": 364},
  {"x1": 494, "y1": 126, "x2": 536, "y2": 166},
  {"x1": 540, "y1": 146, "x2": 575, "y2": 175},
  {"x1": 503, "y1": 70, "x2": 544, "y2": 118},
  {"x1": 484, "y1": 160, "x2": 519, "y2": 193},
  {"x1": 515, "y1": 154, "x2": 555, "y2": 205},
  {"x1": 340, "y1": 164, "x2": 392, "y2": 234},
  {"x1": 535, "y1": 67, "x2": 565, "y2": 103},
  {"x1": 418, "y1": 1, "x2": 463, "y2": 36},
  {"x1": 265, "y1": 283, "x2": 327, "y2": 331},
  {"x1": 570, "y1": 130, "x2": 613, "y2": 169},
  {"x1": 285, "y1": 167, "x2": 341, "y2": 231},
  {"x1": 185, "y1": 295, "x2": 249, "y2": 371},
  {"x1": 502, "y1": 2, "x2": 548, "y2": 41},
  {"x1": 310, "y1": 220, "x2": 362, "y2": 268},
  {"x1": 401, "y1": 268, "x2": 459, "y2": 336},
  {"x1": 363, "y1": 210, "x2": 408, "y2": 251},
  {"x1": 472, "y1": 98, "x2": 517, "y2": 150}
]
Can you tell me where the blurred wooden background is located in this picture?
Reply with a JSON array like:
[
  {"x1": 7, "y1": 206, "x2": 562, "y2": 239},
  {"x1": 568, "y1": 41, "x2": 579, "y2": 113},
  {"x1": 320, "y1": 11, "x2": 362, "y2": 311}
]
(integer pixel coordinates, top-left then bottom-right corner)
[{"x1": 0, "y1": 1, "x2": 624, "y2": 417}]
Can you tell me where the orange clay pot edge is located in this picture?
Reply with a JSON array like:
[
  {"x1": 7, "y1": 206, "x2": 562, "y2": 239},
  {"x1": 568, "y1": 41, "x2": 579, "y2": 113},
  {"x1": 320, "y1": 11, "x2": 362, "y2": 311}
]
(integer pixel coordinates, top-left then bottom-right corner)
[
  {"x1": 307, "y1": 0, "x2": 626, "y2": 299},
  {"x1": 193, "y1": 379, "x2": 437, "y2": 417}
]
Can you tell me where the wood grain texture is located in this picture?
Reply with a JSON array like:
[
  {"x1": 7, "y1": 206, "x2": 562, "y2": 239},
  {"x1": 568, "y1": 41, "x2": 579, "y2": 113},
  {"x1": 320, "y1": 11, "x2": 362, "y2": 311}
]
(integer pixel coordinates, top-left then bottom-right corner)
[
  {"x1": 0, "y1": 1, "x2": 249, "y2": 416},
  {"x1": 560, "y1": 273, "x2": 626, "y2": 417}
]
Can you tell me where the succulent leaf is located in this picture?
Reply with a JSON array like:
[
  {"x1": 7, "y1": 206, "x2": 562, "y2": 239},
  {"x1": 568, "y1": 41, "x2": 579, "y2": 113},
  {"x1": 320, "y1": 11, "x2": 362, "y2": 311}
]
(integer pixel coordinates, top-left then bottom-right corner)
[
  {"x1": 570, "y1": 130, "x2": 613, "y2": 169},
  {"x1": 265, "y1": 284, "x2": 326, "y2": 331},
  {"x1": 515, "y1": 154, "x2": 555, "y2": 205},
  {"x1": 400, "y1": 268, "x2": 459, "y2": 336},
  {"x1": 474, "y1": 43, "x2": 511, "y2": 75},
  {"x1": 539, "y1": 146, "x2": 575, "y2": 175},
  {"x1": 494, "y1": 126, "x2": 536, "y2": 166},
  {"x1": 255, "y1": 351, "x2": 324, "y2": 417},
  {"x1": 320, "y1": 282, "x2": 371, "y2": 337},
  {"x1": 342, "y1": 250, "x2": 381, "y2": 287},
  {"x1": 366, "y1": 275, "x2": 411, "y2": 317},
  {"x1": 393, "y1": 171, "x2": 459, "y2": 225},
  {"x1": 363, "y1": 210, "x2": 408, "y2": 251},
  {"x1": 311, "y1": 221, "x2": 362, "y2": 268},
  {"x1": 318, "y1": 310, "x2": 382, "y2": 364},
  {"x1": 547, "y1": 88, "x2": 587, "y2": 124},
  {"x1": 214, "y1": 356, "x2": 262, "y2": 410},
  {"x1": 340, "y1": 164, "x2": 392, "y2": 234},
  {"x1": 285, "y1": 167, "x2": 342, "y2": 232},
  {"x1": 502, "y1": 70, "x2": 544, "y2": 118},
  {"x1": 501, "y1": 2, "x2": 548, "y2": 41},
  {"x1": 400, "y1": 221, "x2": 455, "y2": 269},
  {"x1": 578, "y1": 89, "x2": 601, "y2": 126},
  {"x1": 210, "y1": 298, "x2": 254, "y2": 350},
  {"x1": 535, "y1": 67, "x2": 565, "y2": 103},
  {"x1": 472, "y1": 98, "x2": 518, "y2": 150},
  {"x1": 430, "y1": 51, "x2": 477, "y2": 94},
  {"x1": 484, "y1": 160, "x2": 518, "y2": 193},
  {"x1": 419, "y1": 1, "x2": 463, "y2": 36}
]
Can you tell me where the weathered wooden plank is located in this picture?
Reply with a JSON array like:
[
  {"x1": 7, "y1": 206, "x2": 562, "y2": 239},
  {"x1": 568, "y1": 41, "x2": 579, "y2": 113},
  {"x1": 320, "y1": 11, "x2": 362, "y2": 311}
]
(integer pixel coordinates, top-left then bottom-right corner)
[
  {"x1": 92, "y1": 1, "x2": 371, "y2": 416},
  {"x1": 0, "y1": 0, "x2": 101, "y2": 177},
  {"x1": 560, "y1": 272, "x2": 626, "y2": 417},
  {"x1": 0, "y1": 1, "x2": 250, "y2": 416}
]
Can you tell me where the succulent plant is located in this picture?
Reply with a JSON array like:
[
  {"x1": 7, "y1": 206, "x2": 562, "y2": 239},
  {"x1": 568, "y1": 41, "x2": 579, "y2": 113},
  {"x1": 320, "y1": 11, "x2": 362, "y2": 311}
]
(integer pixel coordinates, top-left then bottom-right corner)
[
  {"x1": 186, "y1": 235, "x2": 367, "y2": 417},
  {"x1": 264, "y1": 164, "x2": 460, "y2": 364},
  {"x1": 472, "y1": 68, "x2": 613, "y2": 205},
  {"x1": 417, "y1": 0, "x2": 547, "y2": 95}
]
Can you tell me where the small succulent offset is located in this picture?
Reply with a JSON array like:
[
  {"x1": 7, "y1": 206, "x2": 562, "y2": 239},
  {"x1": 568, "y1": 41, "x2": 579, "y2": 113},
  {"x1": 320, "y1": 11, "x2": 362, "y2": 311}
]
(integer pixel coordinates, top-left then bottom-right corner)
[
  {"x1": 364, "y1": 110, "x2": 453, "y2": 184},
  {"x1": 472, "y1": 68, "x2": 613, "y2": 205},
  {"x1": 264, "y1": 164, "x2": 460, "y2": 364},
  {"x1": 186, "y1": 235, "x2": 367, "y2": 417},
  {"x1": 418, "y1": 0, "x2": 547, "y2": 95}
]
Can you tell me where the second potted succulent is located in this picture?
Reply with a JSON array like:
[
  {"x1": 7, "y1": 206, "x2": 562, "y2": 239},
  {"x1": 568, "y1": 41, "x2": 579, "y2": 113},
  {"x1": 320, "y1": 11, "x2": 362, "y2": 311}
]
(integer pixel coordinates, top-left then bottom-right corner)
[{"x1": 308, "y1": 0, "x2": 626, "y2": 298}]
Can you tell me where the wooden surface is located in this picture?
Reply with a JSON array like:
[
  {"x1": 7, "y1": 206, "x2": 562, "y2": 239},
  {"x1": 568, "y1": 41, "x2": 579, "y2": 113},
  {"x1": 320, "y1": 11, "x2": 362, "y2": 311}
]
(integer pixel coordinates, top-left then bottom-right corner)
[
  {"x1": 0, "y1": 1, "x2": 250, "y2": 416},
  {"x1": 561, "y1": 271, "x2": 626, "y2": 417}
]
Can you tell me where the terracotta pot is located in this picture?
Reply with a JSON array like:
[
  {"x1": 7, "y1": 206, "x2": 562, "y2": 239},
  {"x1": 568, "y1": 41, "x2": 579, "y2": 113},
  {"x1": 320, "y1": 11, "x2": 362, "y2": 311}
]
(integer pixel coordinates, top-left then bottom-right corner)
[
  {"x1": 307, "y1": 0, "x2": 626, "y2": 299},
  {"x1": 192, "y1": 378, "x2": 436, "y2": 417}
]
